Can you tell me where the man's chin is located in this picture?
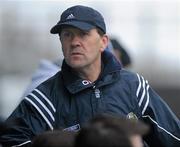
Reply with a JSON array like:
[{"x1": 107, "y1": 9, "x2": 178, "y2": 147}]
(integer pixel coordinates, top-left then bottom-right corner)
[{"x1": 67, "y1": 62, "x2": 84, "y2": 69}]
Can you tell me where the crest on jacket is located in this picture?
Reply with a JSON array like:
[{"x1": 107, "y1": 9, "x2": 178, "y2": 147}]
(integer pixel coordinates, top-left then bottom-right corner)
[{"x1": 127, "y1": 112, "x2": 138, "y2": 121}]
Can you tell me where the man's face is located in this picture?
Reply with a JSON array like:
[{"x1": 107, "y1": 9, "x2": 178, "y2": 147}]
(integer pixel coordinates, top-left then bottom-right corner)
[{"x1": 60, "y1": 26, "x2": 108, "y2": 70}]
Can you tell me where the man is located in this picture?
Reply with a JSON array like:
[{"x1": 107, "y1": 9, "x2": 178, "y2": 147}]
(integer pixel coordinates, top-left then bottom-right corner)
[
  {"x1": 0, "y1": 5, "x2": 179, "y2": 147},
  {"x1": 75, "y1": 114, "x2": 149, "y2": 147}
]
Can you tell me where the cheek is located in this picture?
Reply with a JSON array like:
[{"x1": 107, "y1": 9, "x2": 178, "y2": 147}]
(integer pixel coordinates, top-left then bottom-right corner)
[
  {"x1": 88, "y1": 40, "x2": 102, "y2": 52},
  {"x1": 96, "y1": 39, "x2": 106, "y2": 52},
  {"x1": 62, "y1": 49, "x2": 69, "y2": 58},
  {"x1": 62, "y1": 49, "x2": 66, "y2": 57},
  {"x1": 61, "y1": 45, "x2": 65, "y2": 55},
  {"x1": 61, "y1": 43, "x2": 69, "y2": 56}
]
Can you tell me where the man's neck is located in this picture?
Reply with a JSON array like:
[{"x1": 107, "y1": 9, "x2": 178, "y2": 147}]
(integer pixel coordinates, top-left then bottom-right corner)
[{"x1": 74, "y1": 61, "x2": 102, "y2": 82}]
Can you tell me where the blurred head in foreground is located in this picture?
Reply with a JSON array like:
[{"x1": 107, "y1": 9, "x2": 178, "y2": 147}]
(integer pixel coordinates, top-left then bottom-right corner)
[
  {"x1": 75, "y1": 114, "x2": 149, "y2": 147},
  {"x1": 31, "y1": 130, "x2": 76, "y2": 147}
]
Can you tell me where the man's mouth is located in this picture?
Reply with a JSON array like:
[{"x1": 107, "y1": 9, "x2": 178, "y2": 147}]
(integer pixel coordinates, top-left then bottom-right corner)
[{"x1": 71, "y1": 52, "x2": 83, "y2": 56}]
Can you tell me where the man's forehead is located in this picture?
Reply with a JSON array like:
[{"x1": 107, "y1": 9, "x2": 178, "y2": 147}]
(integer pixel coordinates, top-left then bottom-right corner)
[{"x1": 61, "y1": 25, "x2": 92, "y2": 32}]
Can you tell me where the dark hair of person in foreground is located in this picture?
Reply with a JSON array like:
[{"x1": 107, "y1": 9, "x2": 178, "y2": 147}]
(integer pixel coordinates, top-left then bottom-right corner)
[
  {"x1": 30, "y1": 130, "x2": 76, "y2": 147},
  {"x1": 74, "y1": 114, "x2": 149, "y2": 147}
]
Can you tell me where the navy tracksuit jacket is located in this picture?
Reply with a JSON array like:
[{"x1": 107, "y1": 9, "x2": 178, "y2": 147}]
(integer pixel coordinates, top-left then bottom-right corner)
[{"x1": 0, "y1": 51, "x2": 180, "y2": 147}]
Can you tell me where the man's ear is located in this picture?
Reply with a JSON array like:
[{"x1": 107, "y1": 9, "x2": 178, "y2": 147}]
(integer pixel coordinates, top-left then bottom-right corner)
[{"x1": 100, "y1": 35, "x2": 109, "y2": 52}]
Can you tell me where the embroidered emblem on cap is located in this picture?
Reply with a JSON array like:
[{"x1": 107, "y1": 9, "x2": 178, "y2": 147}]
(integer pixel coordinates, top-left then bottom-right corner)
[{"x1": 66, "y1": 14, "x2": 75, "y2": 20}]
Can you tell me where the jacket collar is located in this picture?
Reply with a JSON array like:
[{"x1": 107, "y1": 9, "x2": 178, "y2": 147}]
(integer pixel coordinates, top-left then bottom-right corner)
[{"x1": 61, "y1": 51, "x2": 122, "y2": 94}]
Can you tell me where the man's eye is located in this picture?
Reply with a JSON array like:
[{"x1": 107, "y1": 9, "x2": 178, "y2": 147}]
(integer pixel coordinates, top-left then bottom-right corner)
[
  {"x1": 61, "y1": 31, "x2": 72, "y2": 38},
  {"x1": 80, "y1": 31, "x2": 89, "y2": 37}
]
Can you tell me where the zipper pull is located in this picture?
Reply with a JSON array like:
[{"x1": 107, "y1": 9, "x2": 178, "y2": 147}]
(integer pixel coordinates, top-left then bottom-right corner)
[
  {"x1": 92, "y1": 84, "x2": 101, "y2": 98},
  {"x1": 94, "y1": 88, "x2": 101, "y2": 98}
]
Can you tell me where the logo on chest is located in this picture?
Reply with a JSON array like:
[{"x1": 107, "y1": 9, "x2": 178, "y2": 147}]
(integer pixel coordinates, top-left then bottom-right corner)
[{"x1": 127, "y1": 112, "x2": 138, "y2": 121}]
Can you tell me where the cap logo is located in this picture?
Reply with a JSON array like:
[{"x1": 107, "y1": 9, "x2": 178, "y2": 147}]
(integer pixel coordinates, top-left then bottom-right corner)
[{"x1": 66, "y1": 14, "x2": 75, "y2": 20}]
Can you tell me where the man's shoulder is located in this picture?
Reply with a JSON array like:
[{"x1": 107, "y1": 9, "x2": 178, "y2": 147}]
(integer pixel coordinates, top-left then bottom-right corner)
[
  {"x1": 119, "y1": 69, "x2": 138, "y2": 82},
  {"x1": 36, "y1": 71, "x2": 63, "y2": 95}
]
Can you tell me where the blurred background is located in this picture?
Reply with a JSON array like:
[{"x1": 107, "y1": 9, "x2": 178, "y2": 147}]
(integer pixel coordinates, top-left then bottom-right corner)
[{"x1": 0, "y1": 0, "x2": 179, "y2": 119}]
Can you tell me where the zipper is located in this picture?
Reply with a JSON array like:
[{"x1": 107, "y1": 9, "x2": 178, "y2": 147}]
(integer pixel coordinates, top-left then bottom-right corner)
[{"x1": 93, "y1": 84, "x2": 101, "y2": 98}]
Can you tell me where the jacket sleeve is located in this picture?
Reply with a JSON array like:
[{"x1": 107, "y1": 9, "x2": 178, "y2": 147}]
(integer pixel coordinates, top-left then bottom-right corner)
[
  {"x1": 135, "y1": 73, "x2": 180, "y2": 147},
  {"x1": 0, "y1": 88, "x2": 56, "y2": 147}
]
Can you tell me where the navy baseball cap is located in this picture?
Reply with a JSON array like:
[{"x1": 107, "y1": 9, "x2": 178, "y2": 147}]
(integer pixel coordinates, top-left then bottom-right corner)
[{"x1": 50, "y1": 5, "x2": 106, "y2": 34}]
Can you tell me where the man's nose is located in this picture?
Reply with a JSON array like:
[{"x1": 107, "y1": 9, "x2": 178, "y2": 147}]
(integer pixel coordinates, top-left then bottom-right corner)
[{"x1": 71, "y1": 34, "x2": 81, "y2": 47}]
